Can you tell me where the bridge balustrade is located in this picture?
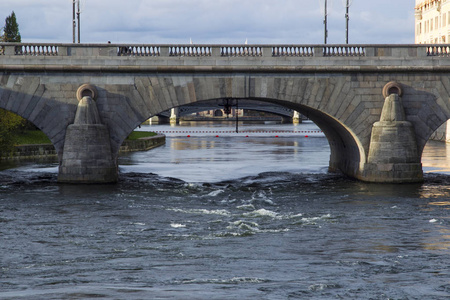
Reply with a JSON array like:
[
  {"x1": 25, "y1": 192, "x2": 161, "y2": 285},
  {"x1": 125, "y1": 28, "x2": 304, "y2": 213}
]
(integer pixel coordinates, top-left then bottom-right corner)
[
  {"x1": 13, "y1": 44, "x2": 59, "y2": 56},
  {"x1": 426, "y1": 45, "x2": 450, "y2": 57},
  {"x1": 323, "y1": 46, "x2": 365, "y2": 56},
  {"x1": 1, "y1": 43, "x2": 449, "y2": 58},
  {"x1": 117, "y1": 45, "x2": 160, "y2": 56},
  {"x1": 168, "y1": 46, "x2": 212, "y2": 56},
  {"x1": 220, "y1": 46, "x2": 262, "y2": 57},
  {"x1": 272, "y1": 46, "x2": 314, "y2": 57}
]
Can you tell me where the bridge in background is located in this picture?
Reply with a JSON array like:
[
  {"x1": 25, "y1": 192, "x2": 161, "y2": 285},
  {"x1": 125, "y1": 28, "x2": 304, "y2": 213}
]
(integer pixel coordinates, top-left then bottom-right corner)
[
  {"x1": 154, "y1": 99, "x2": 298, "y2": 122},
  {"x1": 1, "y1": 42, "x2": 450, "y2": 183}
]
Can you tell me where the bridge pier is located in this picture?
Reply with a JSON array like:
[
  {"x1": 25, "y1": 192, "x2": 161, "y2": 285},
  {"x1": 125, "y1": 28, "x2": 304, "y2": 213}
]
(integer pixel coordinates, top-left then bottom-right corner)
[
  {"x1": 170, "y1": 108, "x2": 179, "y2": 124},
  {"x1": 293, "y1": 111, "x2": 302, "y2": 124},
  {"x1": 58, "y1": 85, "x2": 118, "y2": 184},
  {"x1": 148, "y1": 115, "x2": 170, "y2": 124},
  {"x1": 359, "y1": 83, "x2": 423, "y2": 183}
]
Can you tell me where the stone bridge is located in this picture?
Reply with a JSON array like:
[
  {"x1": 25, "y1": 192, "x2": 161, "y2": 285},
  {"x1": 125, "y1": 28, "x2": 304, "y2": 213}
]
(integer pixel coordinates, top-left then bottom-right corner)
[
  {"x1": 157, "y1": 99, "x2": 297, "y2": 120},
  {"x1": 1, "y1": 43, "x2": 450, "y2": 183}
]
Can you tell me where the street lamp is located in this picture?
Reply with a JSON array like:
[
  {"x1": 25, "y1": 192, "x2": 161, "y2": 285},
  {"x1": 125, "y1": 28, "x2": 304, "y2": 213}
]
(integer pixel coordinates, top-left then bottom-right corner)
[
  {"x1": 324, "y1": 0, "x2": 328, "y2": 44},
  {"x1": 344, "y1": 0, "x2": 353, "y2": 44},
  {"x1": 77, "y1": 0, "x2": 81, "y2": 43},
  {"x1": 342, "y1": 0, "x2": 353, "y2": 44},
  {"x1": 72, "y1": 0, "x2": 81, "y2": 43},
  {"x1": 72, "y1": 0, "x2": 76, "y2": 43}
]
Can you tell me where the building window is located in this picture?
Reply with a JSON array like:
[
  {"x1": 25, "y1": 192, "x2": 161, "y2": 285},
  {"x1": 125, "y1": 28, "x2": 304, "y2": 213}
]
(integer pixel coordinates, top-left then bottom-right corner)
[{"x1": 444, "y1": 13, "x2": 447, "y2": 27}]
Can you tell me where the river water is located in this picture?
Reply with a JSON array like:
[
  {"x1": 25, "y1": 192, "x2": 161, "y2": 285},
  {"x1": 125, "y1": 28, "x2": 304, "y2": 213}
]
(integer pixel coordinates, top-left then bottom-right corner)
[{"x1": 1, "y1": 121, "x2": 449, "y2": 299}]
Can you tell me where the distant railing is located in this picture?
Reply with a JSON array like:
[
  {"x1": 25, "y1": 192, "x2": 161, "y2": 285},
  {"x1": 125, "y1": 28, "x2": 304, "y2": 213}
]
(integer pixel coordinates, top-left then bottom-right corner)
[
  {"x1": 14, "y1": 44, "x2": 59, "y2": 56},
  {"x1": 1, "y1": 43, "x2": 449, "y2": 58},
  {"x1": 168, "y1": 46, "x2": 212, "y2": 56},
  {"x1": 272, "y1": 46, "x2": 314, "y2": 57},
  {"x1": 221, "y1": 46, "x2": 262, "y2": 57},
  {"x1": 323, "y1": 46, "x2": 365, "y2": 56},
  {"x1": 426, "y1": 46, "x2": 450, "y2": 57},
  {"x1": 118, "y1": 45, "x2": 160, "y2": 56}
]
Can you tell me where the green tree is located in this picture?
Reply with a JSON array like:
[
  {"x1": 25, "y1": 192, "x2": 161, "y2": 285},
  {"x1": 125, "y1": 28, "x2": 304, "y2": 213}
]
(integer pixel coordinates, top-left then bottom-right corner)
[
  {"x1": 0, "y1": 12, "x2": 26, "y2": 156},
  {"x1": 0, "y1": 109, "x2": 25, "y2": 155},
  {"x1": 3, "y1": 11, "x2": 21, "y2": 42}
]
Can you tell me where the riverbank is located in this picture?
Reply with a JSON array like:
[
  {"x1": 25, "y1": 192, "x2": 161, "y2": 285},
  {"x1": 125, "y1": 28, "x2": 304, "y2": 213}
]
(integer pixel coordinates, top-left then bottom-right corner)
[{"x1": 0, "y1": 134, "x2": 165, "y2": 160}]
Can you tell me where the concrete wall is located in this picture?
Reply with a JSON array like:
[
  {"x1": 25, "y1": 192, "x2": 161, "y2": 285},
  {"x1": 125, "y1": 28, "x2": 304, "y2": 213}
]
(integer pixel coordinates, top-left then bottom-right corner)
[
  {"x1": 119, "y1": 135, "x2": 165, "y2": 152},
  {"x1": 0, "y1": 135, "x2": 165, "y2": 159},
  {"x1": 1, "y1": 144, "x2": 57, "y2": 159}
]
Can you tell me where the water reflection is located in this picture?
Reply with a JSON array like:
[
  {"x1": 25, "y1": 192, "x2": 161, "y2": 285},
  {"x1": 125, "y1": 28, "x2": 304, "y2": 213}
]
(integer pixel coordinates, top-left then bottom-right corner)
[{"x1": 422, "y1": 140, "x2": 450, "y2": 174}]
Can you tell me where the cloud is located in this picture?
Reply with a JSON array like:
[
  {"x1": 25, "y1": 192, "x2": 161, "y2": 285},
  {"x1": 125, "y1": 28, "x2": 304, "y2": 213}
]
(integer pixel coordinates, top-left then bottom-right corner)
[{"x1": 0, "y1": 0, "x2": 415, "y2": 44}]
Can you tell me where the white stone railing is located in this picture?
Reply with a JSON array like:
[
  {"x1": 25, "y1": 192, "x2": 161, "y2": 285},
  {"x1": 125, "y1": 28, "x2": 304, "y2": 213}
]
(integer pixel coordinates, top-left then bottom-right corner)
[
  {"x1": 323, "y1": 46, "x2": 365, "y2": 56},
  {"x1": 117, "y1": 45, "x2": 160, "y2": 56},
  {"x1": 168, "y1": 46, "x2": 212, "y2": 56},
  {"x1": 6, "y1": 44, "x2": 59, "y2": 56},
  {"x1": 272, "y1": 46, "x2": 314, "y2": 57},
  {"x1": 425, "y1": 45, "x2": 450, "y2": 56},
  {"x1": 0, "y1": 43, "x2": 449, "y2": 58},
  {"x1": 220, "y1": 46, "x2": 263, "y2": 57}
]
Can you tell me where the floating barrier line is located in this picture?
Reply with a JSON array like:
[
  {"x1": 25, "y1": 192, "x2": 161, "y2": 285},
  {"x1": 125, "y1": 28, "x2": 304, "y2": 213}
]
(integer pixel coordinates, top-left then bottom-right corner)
[{"x1": 153, "y1": 130, "x2": 323, "y2": 134}]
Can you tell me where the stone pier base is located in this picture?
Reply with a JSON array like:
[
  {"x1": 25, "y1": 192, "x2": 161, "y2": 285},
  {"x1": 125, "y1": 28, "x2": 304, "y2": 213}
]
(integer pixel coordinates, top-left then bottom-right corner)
[
  {"x1": 359, "y1": 162, "x2": 423, "y2": 183},
  {"x1": 58, "y1": 124, "x2": 118, "y2": 184},
  {"x1": 358, "y1": 85, "x2": 423, "y2": 183}
]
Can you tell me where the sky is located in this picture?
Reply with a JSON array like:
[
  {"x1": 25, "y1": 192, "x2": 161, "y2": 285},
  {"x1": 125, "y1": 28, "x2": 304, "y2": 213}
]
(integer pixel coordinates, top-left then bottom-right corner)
[{"x1": 0, "y1": 0, "x2": 416, "y2": 45}]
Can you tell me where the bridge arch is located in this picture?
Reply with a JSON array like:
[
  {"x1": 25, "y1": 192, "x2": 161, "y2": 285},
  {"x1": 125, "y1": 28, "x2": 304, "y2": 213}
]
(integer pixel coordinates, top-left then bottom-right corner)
[
  {"x1": 0, "y1": 77, "x2": 77, "y2": 159},
  {"x1": 101, "y1": 74, "x2": 377, "y2": 179},
  {"x1": 109, "y1": 88, "x2": 367, "y2": 180}
]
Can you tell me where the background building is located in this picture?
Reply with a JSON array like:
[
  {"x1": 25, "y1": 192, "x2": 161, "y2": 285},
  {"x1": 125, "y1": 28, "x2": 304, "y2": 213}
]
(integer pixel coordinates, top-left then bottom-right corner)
[
  {"x1": 415, "y1": 0, "x2": 450, "y2": 44},
  {"x1": 415, "y1": 0, "x2": 450, "y2": 142}
]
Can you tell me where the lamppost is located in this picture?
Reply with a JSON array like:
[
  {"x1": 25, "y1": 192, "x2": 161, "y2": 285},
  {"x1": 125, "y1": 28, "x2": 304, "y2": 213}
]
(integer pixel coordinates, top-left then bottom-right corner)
[
  {"x1": 72, "y1": 0, "x2": 76, "y2": 43},
  {"x1": 344, "y1": 0, "x2": 352, "y2": 44},
  {"x1": 77, "y1": 0, "x2": 81, "y2": 43},
  {"x1": 324, "y1": 0, "x2": 328, "y2": 44},
  {"x1": 72, "y1": 0, "x2": 81, "y2": 43}
]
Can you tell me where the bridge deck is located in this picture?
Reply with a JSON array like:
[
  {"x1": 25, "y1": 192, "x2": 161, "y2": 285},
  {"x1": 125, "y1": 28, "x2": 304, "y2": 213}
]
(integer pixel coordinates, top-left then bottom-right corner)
[{"x1": 1, "y1": 43, "x2": 450, "y2": 73}]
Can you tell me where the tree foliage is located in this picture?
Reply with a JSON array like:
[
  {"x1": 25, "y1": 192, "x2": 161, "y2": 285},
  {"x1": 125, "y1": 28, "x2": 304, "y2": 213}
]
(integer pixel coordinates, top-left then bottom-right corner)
[
  {"x1": 3, "y1": 11, "x2": 21, "y2": 42},
  {"x1": 0, "y1": 12, "x2": 24, "y2": 155},
  {"x1": 0, "y1": 109, "x2": 26, "y2": 155}
]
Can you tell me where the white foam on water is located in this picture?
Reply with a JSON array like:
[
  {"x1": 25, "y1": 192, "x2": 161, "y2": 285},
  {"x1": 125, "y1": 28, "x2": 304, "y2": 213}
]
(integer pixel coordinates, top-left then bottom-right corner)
[
  {"x1": 236, "y1": 204, "x2": 256, "y2": 211},
  {"x1": 206, "y1": 189, "x2": 224, "y2": 197},
  {"x1": 168, "y1": 208, "x2": 231, "y2": 216},
  {"x1": 170, "y1": 223, "x2": 187, "y2": 228},
  {"x1": 178, "y1": 277, "x2": 268, "y2": 285},
  {"x1": 243, "y1": 208, "x2": 280, "y2": 219}
]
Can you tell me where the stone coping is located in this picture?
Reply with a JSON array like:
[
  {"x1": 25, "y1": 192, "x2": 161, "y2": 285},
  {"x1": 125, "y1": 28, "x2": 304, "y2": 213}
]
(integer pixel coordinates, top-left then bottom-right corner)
[{"x1": 0, "y1": 135, "x2": 165, "y2": 159}]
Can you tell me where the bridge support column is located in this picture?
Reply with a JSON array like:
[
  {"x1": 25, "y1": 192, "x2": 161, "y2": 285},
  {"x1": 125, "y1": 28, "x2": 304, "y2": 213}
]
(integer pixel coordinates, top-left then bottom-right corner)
[
  {"x1": 149, "y1": 115, "x2": 170, "y2": 124},
  {"x1": 58, "y1": 85, "x2": 118, "y2": 183},
  {"x1": 170, "y1": 108, "x2": 179, "y2": 124},
  {"x1": 293, "y1": 111, "x2": 302, "y2": 124},
  {"x1": 360, "y1": 83, "x2": 423, "y2": 183}
]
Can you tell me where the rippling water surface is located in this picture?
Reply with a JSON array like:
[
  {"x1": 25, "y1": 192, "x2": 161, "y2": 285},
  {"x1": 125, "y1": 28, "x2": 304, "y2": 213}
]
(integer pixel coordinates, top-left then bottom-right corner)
[{"x1": 1, "y1": 121, "x2": 449, "y2": 299}]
